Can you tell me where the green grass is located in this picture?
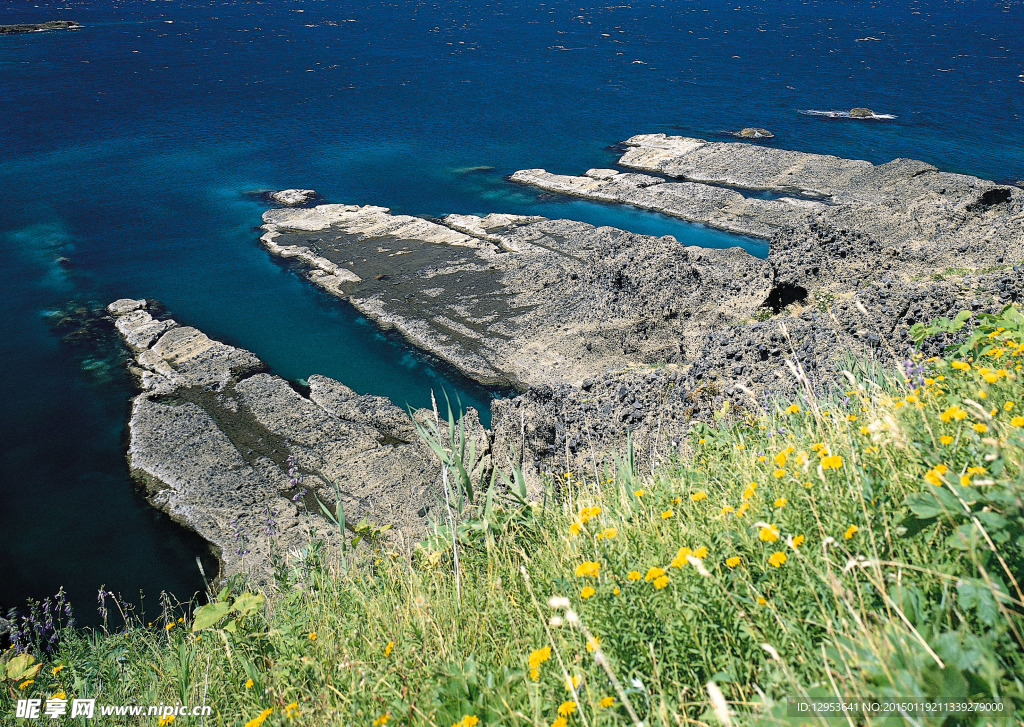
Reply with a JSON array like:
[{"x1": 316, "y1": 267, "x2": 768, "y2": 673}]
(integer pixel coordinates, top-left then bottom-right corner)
[{"x1": 4, "y1": 309, "x2": 1024, "y2": 726}]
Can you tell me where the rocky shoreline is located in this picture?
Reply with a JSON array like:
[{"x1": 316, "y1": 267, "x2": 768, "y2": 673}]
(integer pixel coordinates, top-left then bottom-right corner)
[{"x1": 114, "y1": 136, "x2": 1023, "y2": 575}]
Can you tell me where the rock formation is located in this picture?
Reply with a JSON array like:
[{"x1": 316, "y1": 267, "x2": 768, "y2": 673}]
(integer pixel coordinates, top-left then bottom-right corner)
[{"x1": 0, "y1": 21, "x2": 81, "y2": 34}]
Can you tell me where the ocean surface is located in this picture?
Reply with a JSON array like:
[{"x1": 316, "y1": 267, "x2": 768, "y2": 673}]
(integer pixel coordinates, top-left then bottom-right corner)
[{"x1": 1, "y1": 0, "x2": 1021, "y2": 624}]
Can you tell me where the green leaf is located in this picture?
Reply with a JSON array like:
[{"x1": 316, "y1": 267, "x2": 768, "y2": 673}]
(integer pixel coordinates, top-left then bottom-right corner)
[
  {"x1": 6, "y1": 654, "x2": 42, "y2": 682},
  {"x1": 231, "y1": 592, "x2": 265, "y2": 618},
  {"x1": 192, "y1": 601, "x2": 232, "y2": 632}
]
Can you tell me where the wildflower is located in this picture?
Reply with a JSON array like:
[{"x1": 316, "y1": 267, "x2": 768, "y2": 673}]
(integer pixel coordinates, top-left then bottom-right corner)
[
  {"x1": 578, "y1": 506, "x2": 601, "y2": 524},
  {"x1": 939, "y1": 435, "x2": 954, "y2": 445},
  {"x1": 51, "y1": 665, "x2": 64, "y2": 676},
  {"x1": 551, "y1": 719, "x2": 568, "y2": 727},
  {"x1": 575, "y1": 561, "x2": 601, "y2": 578},
  {"x1": 774, "y1": 452, "x2": 788, "y2": 467},
  {"x1": 385, "y1": 640, "x2": 394, "y2": 656},
  {"x1": 372, "y1": 714, "x2": 389, "y2": 727},
  {"x1": 586, "y1": 635, "x2": 600, "y2": 652},
  {"x1": 694, "y1": 546, "x2": 708, "y2": 558},
  {"x1": 634, "y1": 489, "x2": 645, "y2": 497},
  {"x1": 653, "y1": 575, "x2": 670, "y2": 589},
  {"x1": 924, "y1": 467, "x2": 946, "y2": 486},
  {"x1": 308, "y1": 632, "x2": 317, "y2": 641},
  {"x1": 158, "y1": 717, "x2": 176, "y2": 726},
  {"x1": 972, "y1": 423, "x2": 989, "y2": 434},
  {"x1": 785, "y1": 404, "x2": 800, "y2": 414},
  {"x1": 967, "y1": 466, "x2": 986, "y2": 475},
  {"x1": 285, "y1": 703, "x2": 299, "y2": 718},
  {"x1": 612, "y1": 587, "x2": 620, "y2": 595},
  {"x1": 661, "y1": 509, "x2": 674, "y2": 519},
  {"x1": 1005, "y1": 401, "x2": 1015, "y2": 411},
  {"x1": 774, "y1": 497, "x2": 787, "y2": 508},
  {"x1": 741, "y1": 486, "x2": 756, "y2": 501},
  {"x1": 627, "y1": 570, "x2": 642, "y2": 581},
  {"x1": 559, "y1": 700, "x2": 578, "y2": 716},
  {"x1": 1013, "y1": 416, "x2": 1024, "y2": 427},
  {"x1": 245, "y1": 679, "x2": 254, "y2": 689},
  {"x1": 820, "y1": 454, "x2": 843, "y2": 470},
  {"x1": 844, "y1": 525, "x2": 859, "y2": 539},
  {"x1": 690, "y1": 491, "x2": 707, "y2": 502},
  {"x1": 580, "y1": 586, "x2": 596, "y2": 599},
  {"x1": 600, "y1": 696, "x2": 615, "y2": 707},
  {"x1": 569, "y1": 521, "x2": 582, "y2": 536},
  {"x1": 757, "y1": 596, "x2": 767, "y2": 605},
  {"x1": 453, "y1": 716, "x2": 479, "y2": 727},
  {"x1": 245, "y1": 708, "x2": 274, "y2": 727},
  {"x1": 736, "y1": 501, "x2": 750, "y2": 516},
  {"x1": 672, "y1": 496, "x2": 681, "y2": 504},
  {"x1": 791, "y1": 534, "x2": 805, "y2": 549},
  {"x1": 960, "y1": 474, "x2": 972, "y2": 487},
  {"x1": 166, "y1": 622, "x2": 175, "y2": 631},
  {"x1": 768, "y1": 551, "x2": 787, "y2": 567},
  {"x1": 726, "y1": 556, "x2": 741, "y2": 568},
  {"x1": 670, "y1": 547, "x2": 693, "y2": 568},
  {"x1": 51, "y1": 692, "x2": 66, "y2": 700},
  {"x1": 758, "y1": 524, "x2": 780, "y2": 542},
  {"x1": 596, "y1": 527, "x2": 617, "y2": 540},
  {"x1": 644, "y1": 567, "x2": 666, "y2": 581},
  {"x1": 940, "y1": 405, "x2": 968, "y2": 422},
  {"x1": 721, "y1": 505, "x2": 734, "y2": 515},
  {"x1": 773, "y1": 469, "x2": 786, "y2": 479},
  {"x1": 951, "y1": 360, "x2": 971, "y2": 371}
]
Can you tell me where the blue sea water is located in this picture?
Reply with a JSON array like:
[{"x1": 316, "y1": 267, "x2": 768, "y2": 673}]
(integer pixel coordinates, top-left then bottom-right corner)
[{"x1": 1, "y1": 0, "x2": 1021, "y2": 621}]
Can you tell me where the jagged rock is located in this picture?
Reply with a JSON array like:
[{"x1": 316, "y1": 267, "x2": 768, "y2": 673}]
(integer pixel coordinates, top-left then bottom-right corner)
[
  {"x1": 738, "y1": 127, "x2": 774, "y2": 139},
  {"x1": 109, "y1": 300, "x2": 459, "y2": 582},
  {"x1": 268, "y1": 189, "x2": 319, "y2": 206},
  {"x1": 849, "y1": 107, "x2": 874, "y2": 118}
]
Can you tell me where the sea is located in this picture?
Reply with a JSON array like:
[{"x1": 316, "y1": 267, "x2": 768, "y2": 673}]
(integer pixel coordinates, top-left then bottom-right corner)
[{"x1": 1, "y1": 0, "x2": 1021, "y2": 624}]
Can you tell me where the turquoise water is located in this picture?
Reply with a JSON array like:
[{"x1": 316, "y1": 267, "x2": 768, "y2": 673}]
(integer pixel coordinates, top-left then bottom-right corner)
[{"x1": 1, "y1": 0, "x2": 1021, "y2": 620}]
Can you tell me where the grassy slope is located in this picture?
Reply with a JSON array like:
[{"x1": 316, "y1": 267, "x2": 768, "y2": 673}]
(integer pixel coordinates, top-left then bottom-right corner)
[{"x1": 4, "y1": 309, "x2": 1024, "y2": 726}]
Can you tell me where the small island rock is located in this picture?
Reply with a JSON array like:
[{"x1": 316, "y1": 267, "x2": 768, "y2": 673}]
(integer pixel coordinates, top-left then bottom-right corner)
[
  {"x1": 268, "y1": 189, "x2": 319, "y2": 207},
  {"x1": 849, "y1": 107, "x2": 874, "y2": 118}
]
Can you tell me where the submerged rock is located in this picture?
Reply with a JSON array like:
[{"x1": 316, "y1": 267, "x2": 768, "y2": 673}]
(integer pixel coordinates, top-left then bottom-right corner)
[{"x1": 107, "y1": 299, "x2": 471, "y2": 583}]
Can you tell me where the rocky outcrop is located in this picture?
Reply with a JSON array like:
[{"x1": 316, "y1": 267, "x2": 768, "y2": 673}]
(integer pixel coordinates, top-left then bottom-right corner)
[
  {"x1": 268, "y1": 189, "x2": 319, "y2": 207},
  {"x1": 0, "y1": 21, "x2": 81, "y2": 34},
  {"x1": 849, "y1": 107, "x2": 874, "y2": 118},
  {"x1": 108, "y1": 299, "x2": 476, "y2": 583},
  {"x1": 738, "y1": 128, "x2": 774, "y2": 139}
]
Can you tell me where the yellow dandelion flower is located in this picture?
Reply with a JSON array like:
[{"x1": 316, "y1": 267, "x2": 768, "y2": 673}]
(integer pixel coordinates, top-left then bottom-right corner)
[
  {"x1": 166, "y1": 622, "x2": 175, "y2": 631},
  {"x1": 634, "y1": 489, "x2": 645, "y2": 497},
  {"x1": 569, "y1": 521, "x2": 582, "y2": 536},
  {"x1": 613, "y1": 586, "x2": 620, "y2": 595},
  {"x1": 1005, "y1": 401, "x2": 1015, "y2": 411},
  {"x1": 1012, "y1": 416, "x2": 1024, "y2": 427},
  {"x1": 820, "y1": 454, "x2": 843, "y2": 470},
  {"x1": 158, "y1": 717, "x2": 176, "y2": 727},
  {"x1": 774, "y1": 497, "x2": 787, "y2": 508},
  {"x1": 785, "y1": 404, "x2": 800, "y2": 414},
  {"x1": 372, "y1": 714, "x2": 389, "y2": 727},
  {"x1": 967, "y1": 466, "x2": 986, "y2": 475},
  {"x1": 774, "y1": 452, "x2": 788, "y2": 467},
  {"x1": 951, "y1": 360, "x2": 971, "y2": 371},
  {"x1": 51, "y1": 692, "x2": 66, "y2": 700},
  {"x1": 940, "y1": 405, "x2": 968, "y2": 423},
  {"x1": 645, "y1": 566, "x2": 666, "y2": 581},
  {"x1": 580, "y1": 586, "x2": 596, "y2": 599},
  {"x1": 721, "y1": 505, "x2": 734, "y2": 515},
  {"x1": 653, "y1": 575, "x2": 670, "y2": 589},
  {"x1": 670, "y1": 547, "x2": 693, "y2": 568},
  {"x1": 51, "y1": 665, "x2": 64, "y2": 676},
  {"x1": 757, "y1": 596, "x2": 767, "y2": 605},
  {"x1": 385, "y1": 641, "x2": 394, "y2": 657},
  {"x1": 285, "y1": 703, "x2": 299, "y2": 718},
  {"x1": 627, "y1": 570, "x2": 641, "y2": 581},
  {"x1": 245, "y1": 679, "x2": 254, "y2": 689},
  {"x1": 456, "y1": 716, "x2": 479, "y2": 727},
  {"x1": 672, "y1": 496, "x2": 681, "y2": 505},
  {"x1": 600, "y1": 696, "x2": 615, "y2": 708},
  {"x1": 758, "y1": 524, "x2": 780, "y2": 542},
  {"x1": 741, "y1": 486, "x2": 756, "y2": 501},
  {"x1": 924, "y1": 468, "x2": 945, "y2": 486},
  {"x1": 245, "y1": 708, "x2": 274, "y2": 727},
  {"x1": 528, "y1": 646, "x2": 552, "y2": 669},
  {"x1": 773, "y1": 469, "x2": 786, "y2": 479},
  {"x1": 844, "y1": 525, "x2": 859, "y2": 539},
  {"x1": 598, "y1": 527, "x2": 617, "y2": 540},
  {"x1": 939, "y1": 435, "x2": 954, "y2": 445},
  {"x1": 575, "y1": 561, "x2": 601, "y2": 578},
  {"x1": 551, "y1": 719, "x2": 568, "y2": 727},
  {"x1": 693, "y1": 545, "x2": 708, "y2": 558},
  {"x1": 960, "y1": 474, "x2": 971, "y2": 486},
  {"x1": 530, "y1": 667, "x2": 540, "y2": 681},
  {"x1": 690, "y1": 491, "x2": 708, "y2": 502},
  {"x1": 725, "y1": 556, "x2": 741, "y2": 568},
  {"x1": 578, "y1": 506, "x2": 602, "y2": 524},
  {"x1": 661, "y1": 509, "x2": 674, "y2": 519},
  {"x1": 558, "y1": 700, "x2": 578, "y2": 716},
  {"x1": 586, "y1": 636, "x2": 600, "y2": 652},
  {"x1": 972, "y1": 423, "x2": 989, "y2": 433},
  {"x1": 792, "y1": 534, "x2": 805, "y2": 548},
  {"x1": 768, "y1": 551, "x2": 787, "y2": 567},
  {"x1": 308, "y1": 632, "x2": 317, "y2": 641},
  {"x1": 736, "y1": 501, "x2": 750, "y2": 516}
]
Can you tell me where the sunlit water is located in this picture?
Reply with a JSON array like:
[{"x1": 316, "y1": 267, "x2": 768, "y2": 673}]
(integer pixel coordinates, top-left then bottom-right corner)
[{"x1": 1, "y1": 0, "x2": 1020, "y2": 622}]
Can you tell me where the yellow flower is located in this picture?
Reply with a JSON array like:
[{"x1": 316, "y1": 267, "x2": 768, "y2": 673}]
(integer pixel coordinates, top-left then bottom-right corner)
[
  {"x1": 960, "y1": 474, "x2": 972, "y2": 487},
  {"x1": 773, "y1": 469, "x2": 786, "y2": 479},
  {"x1": 653, "y1": 575, "x2": 670, "y2": 589},
  {"x1": 972, "y1": 423, "x2": 989, "y2": 434},
  {"x1": 51, "y1": 691, "x2": 67, "y2": 700},
  {"x1": 600, "y1": 696, "x2": 615, "y2": 708},
  {"x1": 758, "y1": 524, "x2": 780, "y2": 542},
  {"x1": 51, "y1": 665, "x2": 64, "y2": 676},
  {"x1": 586, "y1": 635, "x2": 600, "y2": 652},
  {"x1": 558, "y1": 700, "x2": 578, "y2": 716},
  {"x1": 1012, "y1": 416, "x2": 1024, "y2": 427},
  {"x1": 672, "y1": 496, "x2": 682, "y2": 504},
  {"x1": 455, "y1": 716, "x2": 479, "y2": 727},
  {"x1": 768, "y1": 551, "x2": 787, "y2": 567},
  {"x1": 757, "y1": 596, "x2": 767, "y2": 605},
  {"x1": 644, "y1": 567, "x2": 666, "y2": 581},
  {"x1": 627, "y1": 570, "x2": 641, "y2": 581},
  {"x1": 951, "y1": 360, "x2": 971, "y2": 371},
  {"x1": 575, "y1": 561, "x2": 601, "y2": 578},
  {"x1": 967, "y1": 466, "x2": 987, "y2": 475},
  {"x1": 693, "y1": 546, "x2": 708, "y2": 558},
  {"x1": 844, "y1": 525, "x2": 859, "y2": 539},
  {"x1": 736, "y1": 501, "x2": 750, "y2": 516},
  {"x1": 529, "y1": 646, "x2": 552, "y2": 669},
  {"x1": 285, "y1": 702, "x2": 299, "y2": 718},
  {"x1": 940, "y1": 405, "x2": 968, "y2": 422},
  {"x1": 158, "y1": 717, "x2": 176, "y2": 727},
  {"x1": 661, "y1": 509, "x2": 674, "y2": 519},
  {"x1": 372, "y1": 714, "x2": 389, "y2": 727},
  {"x1": 785, "y1": 404, "x2": 800, "y2": 414},
  {"x1": 1005, "y1": 401, "x2": 1015, "y2": 411},
  {"x1": 741, "y1": 486, "x2": 756, "y2": 501},
  {"x1": 690, "y1": 491, "x2": 707, "y2": 502},
  {"x1": 245, "y1": 708, "x2": 274, "y2": 727},
  {"x1": 773, "y1": 497, "x2": 787, "y2": 508},
  {"x1": 939, "y1": 435, "x2": 954, "y2": 445},
  {"x1": 580, "y1": 586, "x2": 596, "y2": 599},
  {"x1": 634, "y1": 489, "x2": 645, "y2": 497},
  {"x1": 166, "y1": 622, "x2": 175, "y2": 631},
  {"x1": 725, "y1": 556, "x2": 741, "y2": 568},
  {"x1": 245, "y1": 679, "x2": 254, "y2": 689},
  {"x1": 551, "y1": 719, "x2": 568, "y2": 727},
  {"x1": 820, "y1": 454, "x2": 843, "y2": 470},
  {"x1": 597, "y1": 527, "x2": 617, "y2": 540},
  {"x1": 612, "y1": 587, "x2": 620, "y2": 595},
  {"x1": 385, "y1": 640, "x2": 394, "y2": 657},
  {"x1": 774, "y1": 452, "x2": 788, "y2": 467},
  {"x1": 308, "y1": 632, "x2": 317, "y2": 641},
  {"x1": 530, "y1": 667, "x2": 540, "y2": 681},
  {"x1": 578, "y1": 506, "x2": 601, "y2": 524},
  {"x1": 569, "y1": 521, "x2": 582, "y2": 536},
  {"x1": 924, "y1": 468, "x2": 945, "y2": 486},
  {"x1": 791, "y1": 534, "x2": 805, "y2": 549},
  {"x1": 670, "y1": 547, "x2": 693, "y2": 568},
  {"x1": 721, "y1": 505, "x2": 734, "y2": 515}
]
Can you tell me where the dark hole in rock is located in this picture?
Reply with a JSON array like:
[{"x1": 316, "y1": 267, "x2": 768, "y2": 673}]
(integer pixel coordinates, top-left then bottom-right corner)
[
  {"x1": 762, "y1": 282, "x2": 808, "y2": 313},
  {"x1": 970, "y1": 187, "x2": 1011, "y2": 209}
]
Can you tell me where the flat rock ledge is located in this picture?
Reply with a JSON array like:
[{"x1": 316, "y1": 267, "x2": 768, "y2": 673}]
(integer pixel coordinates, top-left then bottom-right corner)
[{"x1": 107, "y1": 299, "x2": 488, "y2": 583}]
